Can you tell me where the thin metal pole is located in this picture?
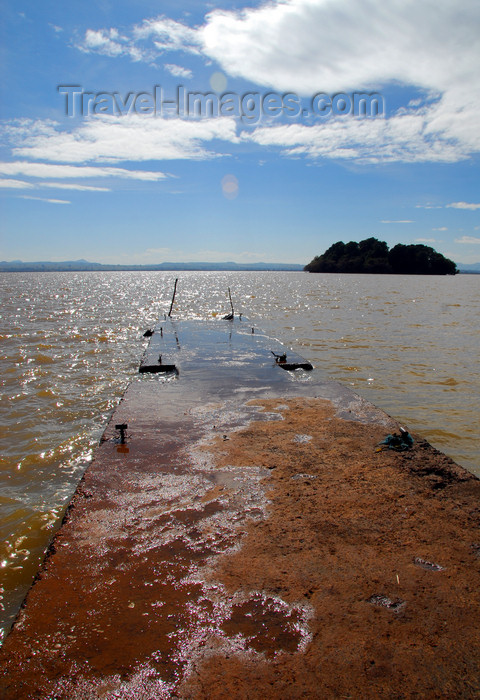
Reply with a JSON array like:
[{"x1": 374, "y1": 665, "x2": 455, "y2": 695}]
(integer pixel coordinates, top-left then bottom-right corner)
[{"x1": 168, "y1": 278, "x2": 178, "y2": 317}]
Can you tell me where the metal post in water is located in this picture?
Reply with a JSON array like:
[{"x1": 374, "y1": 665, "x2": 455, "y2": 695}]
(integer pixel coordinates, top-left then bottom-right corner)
[{"x1": 168, "y1": 278, "x2": 178, "y2": 318}]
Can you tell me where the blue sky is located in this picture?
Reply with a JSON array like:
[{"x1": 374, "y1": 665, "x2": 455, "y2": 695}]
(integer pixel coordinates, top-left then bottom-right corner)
[{"x1": 1, "y1": 0, "x2": 479, "y2": 265}]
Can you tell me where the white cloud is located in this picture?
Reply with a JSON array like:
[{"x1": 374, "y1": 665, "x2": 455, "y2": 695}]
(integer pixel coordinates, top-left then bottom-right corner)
[
  {"x1": 77, "y1": 16, "x2": 201, "y2": 62},
  {"x1": 0, "y1": 178, "x2": 109, "y2": 192},
  {"x1": 7, "y1": 116, "x2": 238, "y2": 164},
  {"x1": 78, "y1": 28, "x2": 151, "y2": 62},
  {"x1": 207, "y1": 0, "x2": 480, "y2": 161},
  {"x1": 447, "y1": 202, "x2": 480, "y2": 210},
  {"x1": 455, "y1": 236, "x2": 480, "y2": 244},
  {"x1": 164, "y1": 63, "x2": 193, "y2": 79},
  {"x1": 246, "y1": 115, "x2": 467, "y2": 164},
  {"x1": 0, "y1": 178, "x2": 34, "y2": 189},
  {"x1": 415, "y1": 237, "x2": 436, "y2": 243},
  {"x1": 416, "y1": 203, "x2": 442, "y2": 209},
  {"x1": 132, "y1": 17, "x2": 202, "y2": 55},
  {"x1": 20, "y1": 196, "x2": 70, "y2": 204},
  {"x1": 200, "y1": 1, "x2": 479, "y2": 96},
  {"x1": 74, "y1": 1, "x2": 480, "y2": 164},
  {"x1": 82, "y1": 28, "x2": 125, "y2": 56},
  {"x1": 381, "y1": 220, "x2": 414, "y2": 224},
  {"x1": 432, "y1": 227, "x2": 448, "y2": 231},
  {"x1": 39, "y1": 182, "x2": 111, "y2": 192},
  {"x1": 0, "y1": 160, "x2": 168, "y2": 181}
]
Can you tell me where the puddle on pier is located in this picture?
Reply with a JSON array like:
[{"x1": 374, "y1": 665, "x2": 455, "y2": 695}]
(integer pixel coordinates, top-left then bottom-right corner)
[{"x1": 221, "y1": 593, "x2": 307, "y2": 657}]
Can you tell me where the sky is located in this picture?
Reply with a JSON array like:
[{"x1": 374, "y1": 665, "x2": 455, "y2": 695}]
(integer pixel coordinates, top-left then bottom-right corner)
[{"x1": 0, "y1": 0, "x2": 479, "y2": 266}]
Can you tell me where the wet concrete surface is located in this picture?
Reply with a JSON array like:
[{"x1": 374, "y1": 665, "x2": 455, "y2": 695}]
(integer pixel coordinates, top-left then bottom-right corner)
[{"x1": 1, "y1": 318, "x2": 480, "y2": 698}]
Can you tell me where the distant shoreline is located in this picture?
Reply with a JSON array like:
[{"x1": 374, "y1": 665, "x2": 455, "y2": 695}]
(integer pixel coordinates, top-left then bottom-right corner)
[{"x1": 0, "y1": 261, "x2": 305, "y2": 273}]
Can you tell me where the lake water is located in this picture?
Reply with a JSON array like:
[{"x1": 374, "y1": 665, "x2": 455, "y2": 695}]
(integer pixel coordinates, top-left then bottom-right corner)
[{"x1": 1, "y1": 270, "x2": 479, "y2": 641}]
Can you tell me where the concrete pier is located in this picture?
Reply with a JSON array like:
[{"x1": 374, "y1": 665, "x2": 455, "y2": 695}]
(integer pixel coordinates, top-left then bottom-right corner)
[{"x1": 1, "y1": 318, "x2": 480, "y2": 698}]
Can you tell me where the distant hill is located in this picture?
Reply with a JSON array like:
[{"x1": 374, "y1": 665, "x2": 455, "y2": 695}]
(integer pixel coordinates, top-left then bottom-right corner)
[
  {"x1": 456, "y1": 262, "x2": 480, "y2": 273},
  {"x1": 0, "y1": 260, "x2": 304, "y2": 273}
]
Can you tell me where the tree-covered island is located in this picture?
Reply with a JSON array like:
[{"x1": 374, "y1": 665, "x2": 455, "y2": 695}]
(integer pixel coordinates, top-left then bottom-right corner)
[{"x1": 304, "y1": 237, "x2": 457, "y2": 274}]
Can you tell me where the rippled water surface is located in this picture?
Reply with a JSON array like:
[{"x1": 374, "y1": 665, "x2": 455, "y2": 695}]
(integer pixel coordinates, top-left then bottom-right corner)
[{"x1": 1, "y1": 270, "x2": 479, "y2": 640}]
